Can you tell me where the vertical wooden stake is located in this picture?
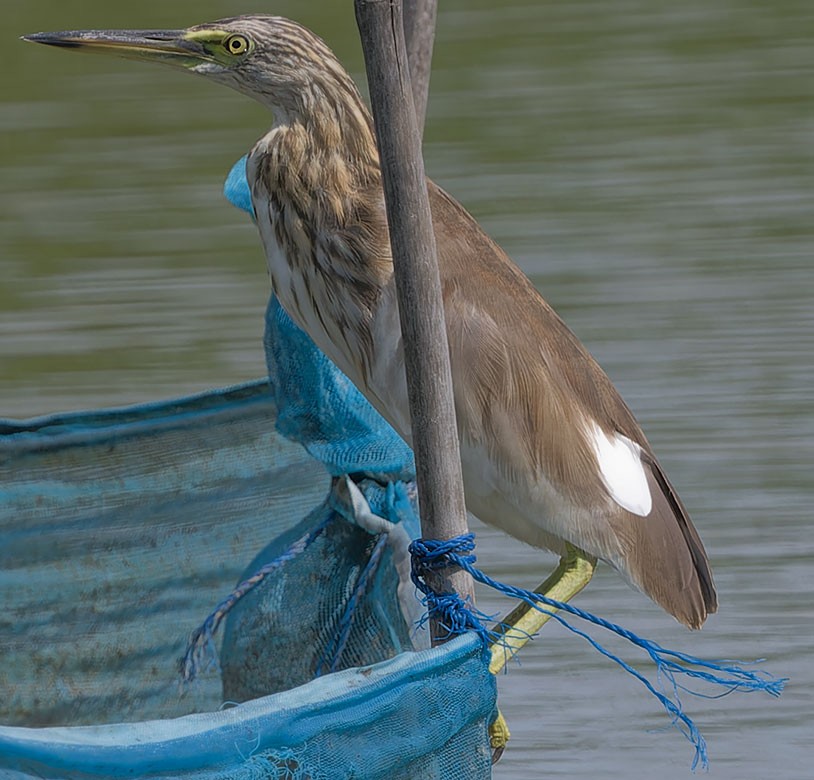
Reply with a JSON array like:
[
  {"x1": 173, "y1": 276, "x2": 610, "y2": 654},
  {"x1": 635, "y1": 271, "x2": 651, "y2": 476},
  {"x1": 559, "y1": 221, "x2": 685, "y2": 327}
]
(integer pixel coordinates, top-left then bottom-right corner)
[
  {"x1": 355, "y1": 0, "x2": 475, "y2": 644},
  {"x1": 402, "y1": 0, "x2": 437, "y2": 133}
]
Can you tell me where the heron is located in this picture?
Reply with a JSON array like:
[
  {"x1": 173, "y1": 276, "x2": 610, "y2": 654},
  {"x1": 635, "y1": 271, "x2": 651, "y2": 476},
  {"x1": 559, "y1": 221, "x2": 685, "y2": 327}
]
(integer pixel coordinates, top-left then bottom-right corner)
[{"x1": 24, "y1": 15, "x2": 716, "y2": 683}]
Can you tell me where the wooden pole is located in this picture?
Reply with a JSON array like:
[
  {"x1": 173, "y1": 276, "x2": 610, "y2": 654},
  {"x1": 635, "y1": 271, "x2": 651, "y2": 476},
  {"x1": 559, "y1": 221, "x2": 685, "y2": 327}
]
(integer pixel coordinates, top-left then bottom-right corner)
[
  {"x1": 402, "y1": 0, "x2": 437, "y2": 133},
  {"x1": 354, "y1": 0, "x2": 474, "y2": 644}
]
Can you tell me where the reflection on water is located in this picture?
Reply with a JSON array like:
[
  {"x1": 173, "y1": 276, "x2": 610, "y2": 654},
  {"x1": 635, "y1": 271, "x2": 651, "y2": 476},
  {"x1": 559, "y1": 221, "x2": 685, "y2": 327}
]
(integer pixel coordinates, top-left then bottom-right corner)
[{"x1": 1, "y1": 1, "x2": 811, "y2": 777}]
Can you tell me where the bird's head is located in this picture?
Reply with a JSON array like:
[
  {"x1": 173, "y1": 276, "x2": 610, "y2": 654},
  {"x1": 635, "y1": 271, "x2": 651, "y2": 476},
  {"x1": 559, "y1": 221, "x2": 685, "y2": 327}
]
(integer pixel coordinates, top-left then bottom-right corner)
[{"x1": 23, "y1": 15, "x2": 363, "y2": 125}]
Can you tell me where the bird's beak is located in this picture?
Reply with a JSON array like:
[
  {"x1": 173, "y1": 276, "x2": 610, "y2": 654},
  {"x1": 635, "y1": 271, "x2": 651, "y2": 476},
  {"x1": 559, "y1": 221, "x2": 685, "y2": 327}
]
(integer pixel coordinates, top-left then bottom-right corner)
[{"x1": 21, "y1": 29, "x2": 211, "y2": 70}]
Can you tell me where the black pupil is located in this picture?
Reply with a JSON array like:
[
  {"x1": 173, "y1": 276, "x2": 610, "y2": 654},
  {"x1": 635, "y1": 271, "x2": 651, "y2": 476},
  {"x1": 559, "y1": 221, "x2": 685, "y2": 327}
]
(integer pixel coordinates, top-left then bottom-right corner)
[{"x1": 231, "y1": 39, "x2": 242, "y2": 51}]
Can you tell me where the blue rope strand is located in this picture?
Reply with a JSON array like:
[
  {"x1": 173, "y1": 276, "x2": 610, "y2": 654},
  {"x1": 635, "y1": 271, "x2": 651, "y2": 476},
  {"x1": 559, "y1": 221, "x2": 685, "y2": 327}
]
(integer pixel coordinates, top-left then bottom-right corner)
[
  {"x1": 410, "y1": 534, "x2": 787, "y2": 771},
  {"x1": 316, "y1": 532, "x2": 390, "y2": 676},
  {"x1": 179, "y1": 512, "x2": 333, "y2": 684},
  {"x1": 409, "y1": 536, "x2": 497, "y2": 645}
]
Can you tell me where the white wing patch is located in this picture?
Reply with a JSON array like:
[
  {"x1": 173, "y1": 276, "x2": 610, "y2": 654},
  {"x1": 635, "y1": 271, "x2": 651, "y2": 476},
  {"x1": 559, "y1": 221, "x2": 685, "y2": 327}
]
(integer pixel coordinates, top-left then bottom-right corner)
[{"x1": 588, "y1": 422, "x2": 652, "y2": 517}]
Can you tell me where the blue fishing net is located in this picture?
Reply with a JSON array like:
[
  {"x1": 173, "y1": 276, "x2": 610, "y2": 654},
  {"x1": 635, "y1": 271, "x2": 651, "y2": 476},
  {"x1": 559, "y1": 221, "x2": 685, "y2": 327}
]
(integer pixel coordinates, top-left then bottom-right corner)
[{"x1": 0, "y1": 156, "x2": 496, "y2": 778}]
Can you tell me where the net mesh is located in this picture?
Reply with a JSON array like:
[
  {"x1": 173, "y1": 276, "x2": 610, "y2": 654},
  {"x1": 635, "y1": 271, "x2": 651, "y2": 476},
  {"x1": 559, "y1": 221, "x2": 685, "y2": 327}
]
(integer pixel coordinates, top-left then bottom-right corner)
[
  {"x1": 0, "y1": 381, "x2": 320, "y2": 728},
  {"x1": 0, "y1": 374, "x2": 495, "y2": 778}
]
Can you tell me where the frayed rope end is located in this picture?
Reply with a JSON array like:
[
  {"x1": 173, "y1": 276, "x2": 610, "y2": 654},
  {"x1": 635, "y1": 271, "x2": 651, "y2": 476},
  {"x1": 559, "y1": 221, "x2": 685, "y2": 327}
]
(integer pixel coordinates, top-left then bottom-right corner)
[{"x1": 409, "y1": 534, "x2": 786, "y2": 772}]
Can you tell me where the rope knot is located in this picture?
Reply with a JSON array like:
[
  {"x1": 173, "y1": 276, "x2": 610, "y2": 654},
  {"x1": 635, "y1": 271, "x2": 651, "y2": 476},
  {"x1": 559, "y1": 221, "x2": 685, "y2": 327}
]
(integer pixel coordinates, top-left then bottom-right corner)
[
  {"x1": 409, "y1": 534, "x2": 493, "y2": 644},
  {"x1": 409, "y1": 533, "x2": 476, "y2": 580}
]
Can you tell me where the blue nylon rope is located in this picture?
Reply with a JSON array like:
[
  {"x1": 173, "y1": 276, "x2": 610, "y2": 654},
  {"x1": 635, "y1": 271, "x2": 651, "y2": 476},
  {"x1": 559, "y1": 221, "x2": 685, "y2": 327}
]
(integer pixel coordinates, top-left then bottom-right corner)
[
  {"x1": 410, "y1": 534, "x2": 787, "y2": 771},
  {"x1": 316, "y1": 532, "x2": 390, "y2": 676},
  {"x1": 179, "y1": 512, "x2": 333, "y2": 684}
]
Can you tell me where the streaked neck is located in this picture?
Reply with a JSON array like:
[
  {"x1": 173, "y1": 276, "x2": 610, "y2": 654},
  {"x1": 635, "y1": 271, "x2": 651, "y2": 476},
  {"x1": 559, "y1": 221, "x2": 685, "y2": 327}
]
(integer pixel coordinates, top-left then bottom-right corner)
[
  {"x1": 250, "y1": 80, "x2": 393, "y2": 388},
  {"x1": 265, "y1": 76, "x2": 380, "y2": 191}
]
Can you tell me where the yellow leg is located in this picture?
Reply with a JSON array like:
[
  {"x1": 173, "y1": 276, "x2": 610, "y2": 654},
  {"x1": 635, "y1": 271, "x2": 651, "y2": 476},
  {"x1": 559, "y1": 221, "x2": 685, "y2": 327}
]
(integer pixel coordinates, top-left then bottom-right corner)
[
  {"x1": 489, "y1": 543, "x2": 596, "y2": 674},
  {"x1": 487, "y1": 544, "x2": 596, "y2": 759},
  {"x1": 489, "y1": 710, "x2": 511, "y2": 763}
]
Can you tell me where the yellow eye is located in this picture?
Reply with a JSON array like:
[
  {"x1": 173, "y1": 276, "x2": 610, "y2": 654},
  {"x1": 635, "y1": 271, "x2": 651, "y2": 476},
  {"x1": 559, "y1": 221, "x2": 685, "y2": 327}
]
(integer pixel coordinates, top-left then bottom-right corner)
[{"x1": 224, "y1": 34, "x2": 250, "y2": 55}]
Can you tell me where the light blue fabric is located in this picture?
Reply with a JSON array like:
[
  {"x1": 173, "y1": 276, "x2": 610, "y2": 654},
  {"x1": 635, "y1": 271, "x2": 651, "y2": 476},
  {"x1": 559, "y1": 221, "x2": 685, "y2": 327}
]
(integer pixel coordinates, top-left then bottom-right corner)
[
  {"x1": 223, "y1": 156, "x2": 254, "y2": 216},
  {"x1": 0, "y1": 633, "x2": 494, "y2": 780}
]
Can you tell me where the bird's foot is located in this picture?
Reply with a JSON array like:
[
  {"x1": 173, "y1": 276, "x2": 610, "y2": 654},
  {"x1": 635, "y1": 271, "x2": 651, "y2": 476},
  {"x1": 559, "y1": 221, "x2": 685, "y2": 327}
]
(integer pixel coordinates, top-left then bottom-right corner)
[{"x1": 489, "y1": 709, "x2": 511, "y2": 763}]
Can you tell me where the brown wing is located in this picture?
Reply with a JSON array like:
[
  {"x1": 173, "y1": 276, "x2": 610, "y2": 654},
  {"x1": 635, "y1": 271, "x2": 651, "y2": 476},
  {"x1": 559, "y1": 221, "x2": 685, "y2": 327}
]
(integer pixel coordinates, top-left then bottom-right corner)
[{"x1": 429, "y1": 181, "x2": 717, "y2": 627}]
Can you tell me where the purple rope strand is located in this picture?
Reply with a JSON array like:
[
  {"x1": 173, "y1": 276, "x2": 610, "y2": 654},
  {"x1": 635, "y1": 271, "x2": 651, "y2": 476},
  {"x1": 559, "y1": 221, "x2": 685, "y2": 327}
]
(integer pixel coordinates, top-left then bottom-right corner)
[
  {"x1": 180, "y1": 513, "x2": 332, "y2": 683},
  {"x1": 317, "y1": 533, "x2": 390, "y2": 676}
]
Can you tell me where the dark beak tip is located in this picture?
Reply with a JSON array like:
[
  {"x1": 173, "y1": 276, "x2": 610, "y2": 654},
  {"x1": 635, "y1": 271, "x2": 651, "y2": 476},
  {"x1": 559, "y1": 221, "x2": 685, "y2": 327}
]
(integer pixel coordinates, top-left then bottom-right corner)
[{"x1": 21, "y1": 32, "x2": 76, "y2": 48}]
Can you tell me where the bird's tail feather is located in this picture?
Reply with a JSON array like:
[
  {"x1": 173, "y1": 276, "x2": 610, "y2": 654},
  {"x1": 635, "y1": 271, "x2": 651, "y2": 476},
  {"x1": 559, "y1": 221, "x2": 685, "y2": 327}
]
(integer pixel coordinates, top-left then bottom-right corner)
[{"x1": 608, "y1": 455, "x2": 717, "y2": 629}]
